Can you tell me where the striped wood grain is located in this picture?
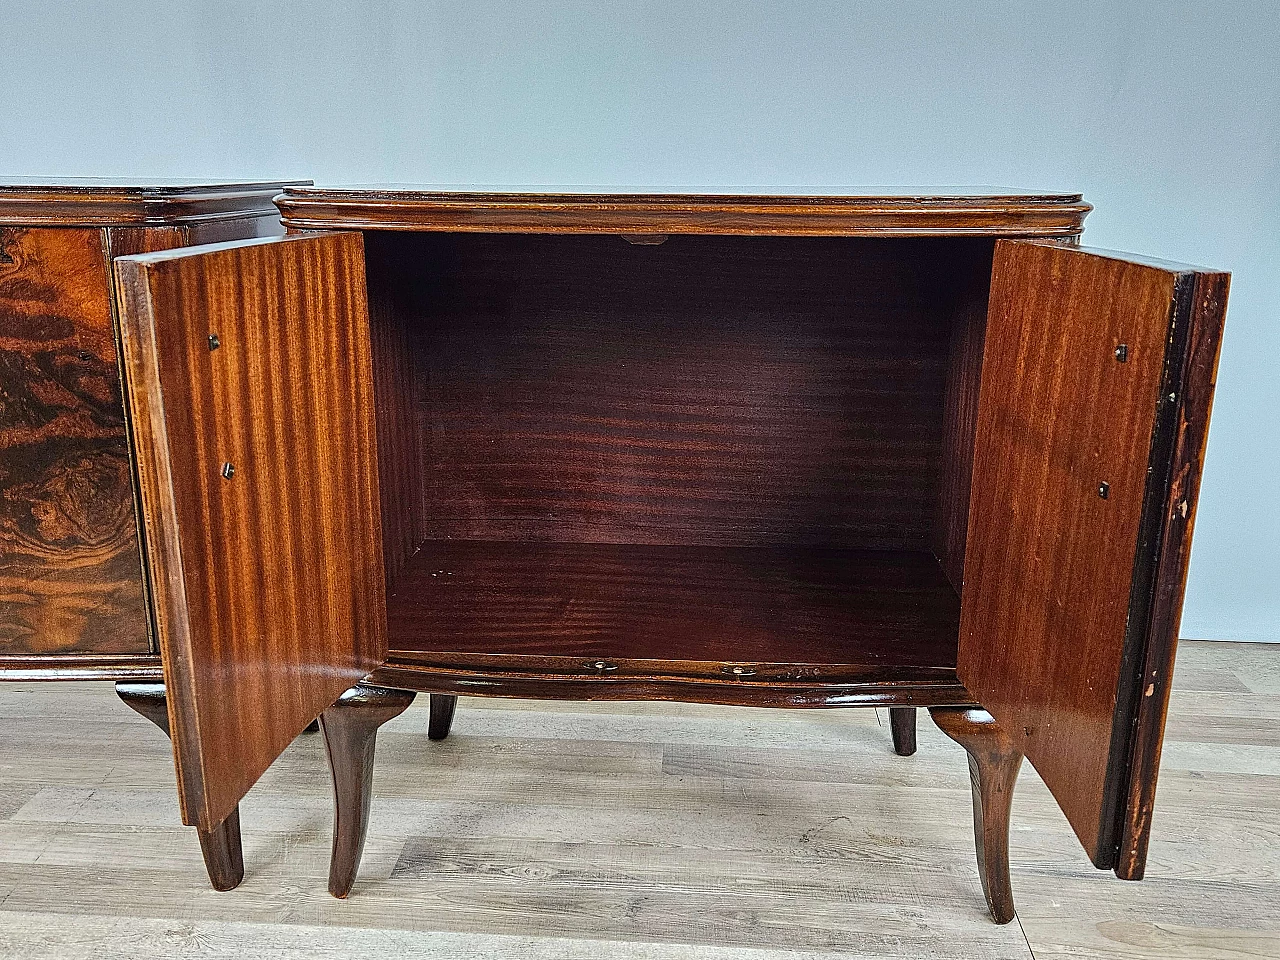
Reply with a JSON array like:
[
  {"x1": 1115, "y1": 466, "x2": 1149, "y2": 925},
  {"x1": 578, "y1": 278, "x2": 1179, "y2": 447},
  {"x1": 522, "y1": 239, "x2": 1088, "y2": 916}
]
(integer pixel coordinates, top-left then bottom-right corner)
[
  {"x1": 112, "y1": 231, "x2": 385, "y2": 831},
  {"x1": 958, "y1": 241, "x2": 1228, "y2": 871}
]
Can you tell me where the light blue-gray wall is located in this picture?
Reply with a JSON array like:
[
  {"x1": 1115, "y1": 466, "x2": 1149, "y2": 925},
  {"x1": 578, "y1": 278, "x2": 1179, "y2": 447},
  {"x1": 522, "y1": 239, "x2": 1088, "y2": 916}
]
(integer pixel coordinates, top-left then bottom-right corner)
[{"x1": 3, "y1": 1, "x2": 1276, "y2": 640}]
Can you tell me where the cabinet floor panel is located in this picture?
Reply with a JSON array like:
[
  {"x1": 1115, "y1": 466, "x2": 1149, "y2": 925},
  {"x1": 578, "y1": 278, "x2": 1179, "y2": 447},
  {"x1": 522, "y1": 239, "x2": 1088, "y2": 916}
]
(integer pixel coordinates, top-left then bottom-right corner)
[{"x1": 385, "y1": 541, "x2": 960, "y2": 677}]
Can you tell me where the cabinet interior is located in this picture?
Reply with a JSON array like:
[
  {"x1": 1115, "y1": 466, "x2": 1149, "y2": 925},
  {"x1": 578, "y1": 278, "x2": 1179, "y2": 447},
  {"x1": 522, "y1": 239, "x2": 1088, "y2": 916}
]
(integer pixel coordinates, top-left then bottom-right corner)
[{"x1": 363, "y1": 231, "x2": 994, "y2": 677}]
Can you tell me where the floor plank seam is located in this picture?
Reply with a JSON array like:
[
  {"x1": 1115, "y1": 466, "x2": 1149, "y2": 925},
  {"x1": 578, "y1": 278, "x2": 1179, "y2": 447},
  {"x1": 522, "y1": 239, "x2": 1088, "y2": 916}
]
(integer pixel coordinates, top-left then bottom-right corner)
[{"x1": 1016, "y1": 914, "x2": 1036, "y2": 959}]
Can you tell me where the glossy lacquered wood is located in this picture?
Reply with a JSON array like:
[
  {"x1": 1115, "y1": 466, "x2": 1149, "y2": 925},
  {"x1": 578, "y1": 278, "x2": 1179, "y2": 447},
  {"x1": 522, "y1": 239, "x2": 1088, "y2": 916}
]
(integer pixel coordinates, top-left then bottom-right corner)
[
  {"x1": 374, "y1": 233, "x2": 975, "y2": 553},
  {"x1": 930, "y1": 707, "x2": 1024, "y2": 924},
  {"x1": 320, "y1": 684, "x2": 417, "y2": 898},
  {"x1": 277, "y1": 186, "x2": 1090, "y2": 237},
  {"x1": 933, "y1": 245, "x2": 994, "y2": 591},
  {"x1": 0, "y1": 180, "x2": 306, "y2": 226},
  {"x1": 370, "y1": 664, "x2": 973, "y2": 710},
  {"x1": 957, "y1": 240, "x2": 1229, "y2": 873},
  {"x1": 0, "y1": 227, "x2": 150, "y2": 658},
  {"x1": 889, "y1": 707, "x2": 918, "y2": 756},
  {"x1": 0, "y1": 653, "x2": 162, "y2": 681},
  {"x1": 113, "y1": 231, "x2": 386, "y2": 831},
  {"x1": 427, "y1": 694, "x2": 458, "y2": 741},
  {"x1": 114, "y1": 681, "x2": 245, "y2": 890},
  {"x1": 386, "y1": 540, "x2": 960, "y2": 676},
  {"x1": 113, "y1": 189, "x2": 1229, "y2": 923},
  {"x1": 1115, "y1": 268, "x2": 1230, "y2": 879},
  {"x1": 1, "y1": 181, "x2": 302, "y2": 680}
]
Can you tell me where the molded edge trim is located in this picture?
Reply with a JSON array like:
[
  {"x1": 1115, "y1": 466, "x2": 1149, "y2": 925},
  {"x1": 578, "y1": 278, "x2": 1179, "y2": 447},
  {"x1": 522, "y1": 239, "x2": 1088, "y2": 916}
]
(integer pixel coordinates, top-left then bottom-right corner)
[
  {"x1": 370, "y1": 662, "x2": 976, "y2": 708},
  {"x1": 275, "y1": 190, "x2": 1091, "y2": 236},
  {"x1": 0, "y1": 653, "x2": 163, "y2": 681},
  {"x1": 0, "y1": 182, "x2": 308, "y2": 226}
]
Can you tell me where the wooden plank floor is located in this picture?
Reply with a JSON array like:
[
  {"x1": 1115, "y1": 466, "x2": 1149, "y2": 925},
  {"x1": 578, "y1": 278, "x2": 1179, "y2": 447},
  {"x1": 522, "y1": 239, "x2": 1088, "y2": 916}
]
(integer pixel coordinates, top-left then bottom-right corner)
[{"x1": 1, "y1": 640, "x2": 1277, "y2": 959}]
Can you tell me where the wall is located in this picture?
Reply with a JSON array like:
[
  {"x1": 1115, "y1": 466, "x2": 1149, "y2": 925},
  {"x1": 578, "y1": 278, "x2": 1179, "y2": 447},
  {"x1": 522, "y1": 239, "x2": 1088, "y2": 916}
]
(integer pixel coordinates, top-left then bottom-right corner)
[{"x1": 2, "y1": 0, "x2": 1276, "y2": 639}]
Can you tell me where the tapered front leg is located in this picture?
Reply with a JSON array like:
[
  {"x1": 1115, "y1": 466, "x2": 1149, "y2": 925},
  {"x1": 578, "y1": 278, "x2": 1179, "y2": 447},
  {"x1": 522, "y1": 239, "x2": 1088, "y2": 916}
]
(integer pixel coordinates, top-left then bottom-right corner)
[
  {"x1": 889, "y1": 706, "x2": 917, "y2": 756},
  {"x1": 320, "y1": 683, "x2": 417, "y2": 898},
  {"x1": 929, "y1": 706, "x2": 1023, "y2": 924},
  {"x1": 195, "y1": 806, "x2": 245, "y2": 891},
  {"x1": 428, "y1": 694, "x2": 458, "y2": 741},
  {"x1": 115, "y1": 681, "x2": 245, "y2": 891}
]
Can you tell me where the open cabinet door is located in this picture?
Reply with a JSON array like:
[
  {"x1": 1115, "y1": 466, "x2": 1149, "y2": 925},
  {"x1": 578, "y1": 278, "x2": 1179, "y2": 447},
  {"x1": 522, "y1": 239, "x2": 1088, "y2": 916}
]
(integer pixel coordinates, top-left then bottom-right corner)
[
  {"x1": 114, "y1": 232, "x2": 386, "y2": 833},
  {"x1": 958, "y1": 239, "x2": 1227, "y2": 878}
]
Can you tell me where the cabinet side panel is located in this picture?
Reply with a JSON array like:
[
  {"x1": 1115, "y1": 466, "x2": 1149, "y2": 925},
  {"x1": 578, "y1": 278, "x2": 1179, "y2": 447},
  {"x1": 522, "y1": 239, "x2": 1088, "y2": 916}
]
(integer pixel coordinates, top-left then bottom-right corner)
[
  {"x1": 105, "y1": 226, "x2": 188, "y2": 259},
  {"x1": 364, "y1": 234, "x2": 427, "y2": 586},
  {"x1": 0, "y1": 226, "x2": 149, "y2": 657},
  {"x1": 933, "y1": 242, "x2": 993, "y2": 590}
]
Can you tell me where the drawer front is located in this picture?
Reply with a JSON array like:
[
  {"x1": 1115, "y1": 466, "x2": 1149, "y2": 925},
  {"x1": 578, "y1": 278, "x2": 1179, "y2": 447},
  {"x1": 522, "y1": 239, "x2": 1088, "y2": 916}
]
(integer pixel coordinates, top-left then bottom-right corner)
[{"x1": 0, "y1": 226, "x2": 150, "y2": 659}]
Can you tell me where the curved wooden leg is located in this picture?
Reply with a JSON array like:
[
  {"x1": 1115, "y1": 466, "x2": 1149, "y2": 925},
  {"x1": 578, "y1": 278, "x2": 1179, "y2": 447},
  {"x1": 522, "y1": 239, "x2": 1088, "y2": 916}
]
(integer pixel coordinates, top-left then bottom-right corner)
[
  {"x1": 889, "y1": 706, "x2": 917, "y2": 756},
  {"x1": 320, "y1": 683, "x2": 416, "y2": 898},
  {"x1": 115, "y1": 681, "x2": 245, "y2": 891},
  {"x1": 115, "y1": 680, "x2": 171, "y2": 736},
  {"x1": 197, "y1": 807, "x2": 246, "y2": 891},
  {"x1": 929, "y1": 706, "x2": 1023, "y2": 924},
  {"x1": 428, "y1": 694, "x2": 458, "y2": 741}
]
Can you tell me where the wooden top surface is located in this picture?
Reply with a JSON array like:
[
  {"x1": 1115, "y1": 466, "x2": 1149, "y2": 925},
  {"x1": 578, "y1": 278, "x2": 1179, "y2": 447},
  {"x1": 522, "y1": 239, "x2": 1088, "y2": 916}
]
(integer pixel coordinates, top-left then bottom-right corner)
[
  {"x1": 276, "y1": 185, "x2": 1091, "y2": 236},
  {"x1": 0, "y1": 180, "x2": 309, "y2": 226}
]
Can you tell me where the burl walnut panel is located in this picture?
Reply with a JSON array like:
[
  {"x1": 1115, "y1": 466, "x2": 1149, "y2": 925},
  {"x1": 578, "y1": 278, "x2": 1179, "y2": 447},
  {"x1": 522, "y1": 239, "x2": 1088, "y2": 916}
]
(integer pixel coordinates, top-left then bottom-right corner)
[{"x1": 0, "y1": 226, "x2": 149, "y2": 656}]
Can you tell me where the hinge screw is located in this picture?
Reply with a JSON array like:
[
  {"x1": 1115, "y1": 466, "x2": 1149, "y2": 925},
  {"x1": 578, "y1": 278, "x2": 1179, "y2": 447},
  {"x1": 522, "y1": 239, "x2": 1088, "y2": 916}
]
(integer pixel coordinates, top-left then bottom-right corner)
[
  {"x1": 209, "y1": 334, "x2": 221, "y2": 351},
  {"x1": 221, "y1": 462, "x2": 236, "y2": 480},
  {"x1": 1098, "y1": 481, "x2": 1110, "y2": 499},
  {"x1": 1114, "y1": 344, "x2": 1128, "y2": 362}
]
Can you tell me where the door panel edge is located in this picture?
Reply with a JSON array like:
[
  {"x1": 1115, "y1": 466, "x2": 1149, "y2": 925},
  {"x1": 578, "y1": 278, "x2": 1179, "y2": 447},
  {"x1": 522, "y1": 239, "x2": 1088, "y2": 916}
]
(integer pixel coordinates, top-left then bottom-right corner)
[
  {"x1": 1112, "y1": 269, "x2": 1229, "y2": 878},
  {"x1": 113, "y1": 255, "x2": 208, "y2": 826}
]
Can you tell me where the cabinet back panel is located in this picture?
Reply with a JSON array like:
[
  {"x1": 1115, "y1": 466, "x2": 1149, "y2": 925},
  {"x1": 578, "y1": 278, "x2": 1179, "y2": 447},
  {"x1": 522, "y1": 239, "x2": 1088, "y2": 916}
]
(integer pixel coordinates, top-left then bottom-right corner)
[{"x1": 367, "y1": 233, "x2": 985, "y2": 551}]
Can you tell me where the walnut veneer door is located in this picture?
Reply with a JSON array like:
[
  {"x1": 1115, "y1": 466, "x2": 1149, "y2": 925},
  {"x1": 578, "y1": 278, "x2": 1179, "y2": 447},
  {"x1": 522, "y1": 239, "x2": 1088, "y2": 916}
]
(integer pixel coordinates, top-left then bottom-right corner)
[
  {"x1": 113, "y1": 232, "x2": 386, "y2": 832},
  {"x1": 0, "y1": 226, "x2": 150, "y2": 658},
  {"x1": 958, "y1": 239, "x2": 1227, "y2": 879}
]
